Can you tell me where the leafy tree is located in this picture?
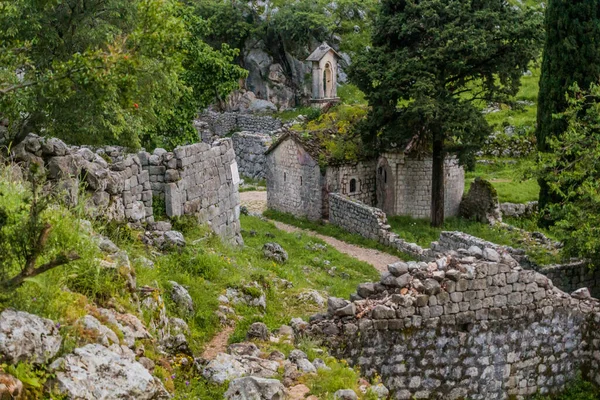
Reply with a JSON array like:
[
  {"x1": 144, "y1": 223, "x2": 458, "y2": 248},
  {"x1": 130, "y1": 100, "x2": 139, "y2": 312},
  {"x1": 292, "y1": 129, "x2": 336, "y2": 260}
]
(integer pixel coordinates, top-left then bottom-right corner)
[
  {"x1": 348, "y1": 0, "x2": 543, "y2": 226},
  {"x1": 536, "y1": 0, "x2": 600, "y2": 223},
  {"x1": 0, "y1": 0, "x2": 245, "y2": 150},
  {"x1": 538, "y1": 83, "x2": 600, "y2": 265}
]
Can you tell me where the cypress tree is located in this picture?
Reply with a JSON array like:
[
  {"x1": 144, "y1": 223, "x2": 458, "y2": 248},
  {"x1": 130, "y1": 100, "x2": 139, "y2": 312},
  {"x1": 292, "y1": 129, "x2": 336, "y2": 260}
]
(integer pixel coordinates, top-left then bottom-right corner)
[{"x1": 537, "y1": 0, "x2": 600, "y2": 218}]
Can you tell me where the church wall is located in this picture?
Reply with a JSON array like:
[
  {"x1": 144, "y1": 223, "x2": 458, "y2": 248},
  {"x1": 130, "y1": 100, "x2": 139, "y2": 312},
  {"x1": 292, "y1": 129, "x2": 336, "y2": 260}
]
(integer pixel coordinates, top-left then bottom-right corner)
[{"x1": 265, "y1": 138, "x2": 323, "y2": 221}]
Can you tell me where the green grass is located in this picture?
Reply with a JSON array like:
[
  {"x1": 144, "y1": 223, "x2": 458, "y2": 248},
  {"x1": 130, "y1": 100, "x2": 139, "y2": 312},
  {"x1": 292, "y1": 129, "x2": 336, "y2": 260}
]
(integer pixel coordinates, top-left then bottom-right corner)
[
  {"x1": 338, "y1": 83, "x2": 367, "y2": 105},
  {"x1": 533, "y1": 376, "x2": 600, "y2": 400},
  {"x1": 276, "y1": 106, "x2": 318, "y2": 122},
  {"x1": 387, "y1": 215, "x2": 560, "y2": 265},
  {"x1": 263, "y1": 209, "x2": 415, "y2": 260},
  {"x1": 465, "y1": 158, "x2": 540, "y2": 204}
]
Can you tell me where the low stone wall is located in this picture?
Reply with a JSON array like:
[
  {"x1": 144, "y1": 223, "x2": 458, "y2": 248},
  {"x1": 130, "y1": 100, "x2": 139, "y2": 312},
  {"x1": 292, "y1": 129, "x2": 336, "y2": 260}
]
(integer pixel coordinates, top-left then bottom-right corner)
[
  {"x1": 308, "y1": 254, "x2": 600, "y2": 399},
  {"x1": 329, "y1": 194, "x2": 599, "y2": 297},
  {"x1": 139, "y1": 139, "x2": 243, "y2": 245},
  {"x1": 231, "y1": 132, "x2": 272, "y2": 180},
  {"x1": 500, "y1": 201, "x2": 538, "y2": 218}
]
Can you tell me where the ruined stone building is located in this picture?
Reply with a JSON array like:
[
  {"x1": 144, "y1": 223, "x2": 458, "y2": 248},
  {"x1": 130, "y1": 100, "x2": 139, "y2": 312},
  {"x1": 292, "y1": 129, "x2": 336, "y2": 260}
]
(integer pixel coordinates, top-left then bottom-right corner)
[{"x1": 265, "y1": 132, "x2": 465, "y2": 221}]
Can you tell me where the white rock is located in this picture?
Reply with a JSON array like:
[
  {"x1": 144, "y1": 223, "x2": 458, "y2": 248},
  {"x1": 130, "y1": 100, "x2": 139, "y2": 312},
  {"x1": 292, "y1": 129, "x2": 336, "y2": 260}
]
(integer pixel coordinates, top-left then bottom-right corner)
[{"x1": 224, "y1": 376, "x2": 285, "y2": 400}]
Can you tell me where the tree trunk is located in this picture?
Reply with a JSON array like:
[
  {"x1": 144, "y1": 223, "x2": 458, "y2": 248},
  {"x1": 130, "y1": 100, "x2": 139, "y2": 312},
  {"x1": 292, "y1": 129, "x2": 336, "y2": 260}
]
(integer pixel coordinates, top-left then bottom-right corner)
[{"x1": 431, "y1": 130, "x2": 445, "y2": 227}]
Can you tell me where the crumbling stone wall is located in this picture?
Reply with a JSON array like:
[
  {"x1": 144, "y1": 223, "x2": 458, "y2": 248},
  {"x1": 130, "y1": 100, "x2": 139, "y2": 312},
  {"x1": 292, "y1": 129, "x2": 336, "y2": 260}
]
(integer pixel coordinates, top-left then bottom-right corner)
[
  {"x1": 308, "y1": 253, "x2": 600, "y2": 399},
  {"x1": 231, "y1": 132, "x2": 272, "y2": 180},
  {"x1": 12, "y1": 134, "x2": 154, "y2": 224},
  {"x1": 139, "y1": 139, "x2": 243, "y2": 245},
  {"x1": 10, "y1": 134, "x2": 242, "y2": 244},
  {"x1": 266, "y1": 138, "x2": 323, "y2": 221}
]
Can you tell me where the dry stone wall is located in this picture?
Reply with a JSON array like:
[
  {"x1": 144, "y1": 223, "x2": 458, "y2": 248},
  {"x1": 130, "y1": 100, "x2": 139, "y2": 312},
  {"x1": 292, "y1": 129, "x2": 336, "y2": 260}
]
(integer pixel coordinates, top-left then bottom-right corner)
[
  {"x1": 12, "y1": 134, "x2": 154, "y2": 224},
  {"x1": 324, "y1": 162, "x2": 377, "y2": 217},
  {"x1": 10, "y1": 134, "x2": 242, "y2": 244},
  {"x1": 308, "y1": 253, "x2": 600, "y2": 399},
  {"x1": 139, "y1": 139, "x2": 243, "y2": 245},
  {"x1": 196, "y1": 111, "x2": 283, "y2": 142},
  {"x1": 329, "y1": 194, "x2": 600, "y2": 297}
]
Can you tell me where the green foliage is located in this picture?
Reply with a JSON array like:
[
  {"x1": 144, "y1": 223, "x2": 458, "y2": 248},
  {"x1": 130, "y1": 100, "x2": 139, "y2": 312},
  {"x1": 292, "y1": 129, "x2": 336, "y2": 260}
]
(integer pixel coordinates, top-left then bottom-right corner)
[
  {"x1": 338, "y1": 84, "x2": 367, "y2": 106},
  {"x1": 538, "y1": 83, "x2": 600, "y2": 265},
  {"x1": 536, "y1": 0, "x2": 600, "y2": 213},
  {"x1": 533, "y1": 376, "x2": 600, "y2": 399},
  {"x1": 303, "y1": 358, "x2": 364, "y2": 399},
  {"x1": 0, "y1": 0, "x2": 245, "y2": 150}
]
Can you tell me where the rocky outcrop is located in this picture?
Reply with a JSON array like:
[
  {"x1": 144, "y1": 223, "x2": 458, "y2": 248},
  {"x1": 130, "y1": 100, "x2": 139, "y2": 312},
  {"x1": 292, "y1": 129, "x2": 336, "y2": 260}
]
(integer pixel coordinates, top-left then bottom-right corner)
[
  {"x1": 460, "y1": 178, "x2": 502, "y2": 224},
  {"x1": 263, "y1": 243, "x2": 288, "y2": 264},
  {"x1": 0, "y1": 309, "x2": 62, "y2": 365},
  {"x1": 202, "y1": 352, "x2": 279, "y2": 385},
  {"x1": 225, "y1": 376, "x2": 286, "y2": 400},
  {"x1": 50, "y1": 344, "x2": 168, "y2": 399}
]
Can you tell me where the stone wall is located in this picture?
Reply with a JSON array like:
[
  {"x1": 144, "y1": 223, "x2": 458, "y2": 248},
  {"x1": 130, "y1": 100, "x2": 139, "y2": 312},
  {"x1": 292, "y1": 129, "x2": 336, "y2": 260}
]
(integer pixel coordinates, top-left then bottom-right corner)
[
  {"x1": 329, "y1": 194, "x2": 600, "y2": 298},
  {"x1": 266, "y1": 137, "x2": 323, "y2": 221},
  {"x1": 10, "y1": 134, "x2": 242, "y2": 244},
  {"x1": 196, "y1": 111, "x2": 283, "y2": 141},
  {"x1": 308, "y1": 253, "x2": 600, "y2": 399},
  {"x1": 500, "y1": 201, "x2": 538, "y2": 219},
  {"x1": 324, "y1": 162, "x2": 376, "y2": 217},
  {"x1": 12, "y1": 134, "x2": 154, "y2": 224},
  {"x1": 139, "y1": 139, "x2": 243, "y2": 245},
  {"x1": 231, "y1": 132, "x2": 273, "y2": 180},
  {"x1": 379, "y1": 153, "x2": 464, "y2": 219}
]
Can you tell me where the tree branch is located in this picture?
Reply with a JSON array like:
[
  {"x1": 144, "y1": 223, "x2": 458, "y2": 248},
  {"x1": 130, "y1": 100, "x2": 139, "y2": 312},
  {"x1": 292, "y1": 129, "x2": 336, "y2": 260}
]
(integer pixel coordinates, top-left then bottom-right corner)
[{"x1": 1, "y1": 251, "x2": 80, "y2": 290}]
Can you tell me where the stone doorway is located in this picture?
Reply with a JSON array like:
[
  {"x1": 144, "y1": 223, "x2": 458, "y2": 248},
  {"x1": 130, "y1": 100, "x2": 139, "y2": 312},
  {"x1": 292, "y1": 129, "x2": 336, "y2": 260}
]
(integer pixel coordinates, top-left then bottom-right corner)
[
  {"x1": 323, "y1": 63, "x2": 333, "y2": 98},
  {"x1": 376, "y1": 158, "x2": 395, "y2": 215}
]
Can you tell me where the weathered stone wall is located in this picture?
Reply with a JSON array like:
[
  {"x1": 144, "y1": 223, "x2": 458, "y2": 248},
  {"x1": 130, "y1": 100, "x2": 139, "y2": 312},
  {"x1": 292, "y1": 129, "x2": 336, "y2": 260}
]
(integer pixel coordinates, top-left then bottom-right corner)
[
  {"x1": 10, "y1": 134, "x2": 242, "y2": 244},
  {"x1": 196, "y1": 111, "x2": 283, "y2": 142},
  {"x1": 140, "y1": 139, "x2": 243, "y2": 245},
  {"x1": 308, "y1": 253, "x2": 600, "y2": 399},
  {"x1": 12, "y1": 134, "x2": 154, "y2": 224},
  {"x1": 324, "y1": 161, "x2": 376, "y2": 217},
  {"x1": 266, "y1": 138, "x2": 323, "y2": 221},
  {"x1": 378, "y1": 153, "x2": 464, "y2": 219},
  {"x1": 500, "y1": 201, "x2": 538, "y2": 219},
  {"x1": 231, "y1": 132, "x2": 272, "y2": 180}
]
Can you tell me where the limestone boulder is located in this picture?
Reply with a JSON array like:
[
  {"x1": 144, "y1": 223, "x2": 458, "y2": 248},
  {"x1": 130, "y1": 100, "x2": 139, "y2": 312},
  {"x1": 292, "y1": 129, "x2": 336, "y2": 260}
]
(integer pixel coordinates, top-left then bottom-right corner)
[
  {"x1": 169, "y1": 281, "x2": 194, "y2": 314},
  {"x1": 76, "y1": 315, "x2": 119, "y2": 347},
  {"x1": 0, "y1": 309, "x2": 62, "y2": 364},
  {"x1": 247, "y1": 322, "x2": 269, "y2": 341},
  {"x1": 202, "y1": 353, "x2": 248, "y2": 385},
  {"x1": 50, "y1": 344, "x2": 168, "y2": 400},
  {"x1": 263, "y1": 243, "x2": 288, "y2": 264},
  {"x1": 334, "y1": 389, "x2": 358, "y2": 400},
  {"x1": 0, "y1": 373, "x2": 23, "y2": 400},
  {"x1": 224, "y1": 377, "x2": 285, "y2": 400}
]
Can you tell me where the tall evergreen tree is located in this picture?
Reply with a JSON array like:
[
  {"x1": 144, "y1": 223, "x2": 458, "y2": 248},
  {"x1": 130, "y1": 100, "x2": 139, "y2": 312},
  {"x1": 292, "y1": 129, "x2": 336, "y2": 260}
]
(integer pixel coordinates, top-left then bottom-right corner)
[
  {"x1": 536, "y1": 0, "x2": 600, "y2": 222},
  {"x1": 349, "y1": 0, "x2": 543, "y2": 226}
]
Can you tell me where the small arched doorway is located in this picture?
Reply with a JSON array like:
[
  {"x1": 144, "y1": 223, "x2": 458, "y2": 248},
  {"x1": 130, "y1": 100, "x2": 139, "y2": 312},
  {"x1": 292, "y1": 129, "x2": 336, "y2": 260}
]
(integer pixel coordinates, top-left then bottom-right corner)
[
  {"x1": 377, "y1": 157, "x2": 395, "y2": 215},
  {"x1": 323, "y1": 63, "x2": 333, "y2": 98}
]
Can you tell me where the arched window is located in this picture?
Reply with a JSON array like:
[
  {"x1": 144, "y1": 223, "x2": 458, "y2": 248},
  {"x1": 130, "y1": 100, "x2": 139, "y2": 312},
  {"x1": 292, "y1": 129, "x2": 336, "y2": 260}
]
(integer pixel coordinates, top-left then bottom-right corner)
[{"x1": 349, "y1": 178, "x2": 357, "y2": 193}]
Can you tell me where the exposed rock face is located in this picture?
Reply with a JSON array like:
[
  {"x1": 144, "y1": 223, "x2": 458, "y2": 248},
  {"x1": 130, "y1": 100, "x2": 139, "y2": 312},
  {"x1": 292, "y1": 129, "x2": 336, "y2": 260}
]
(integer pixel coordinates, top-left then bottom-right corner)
[
  {"x1": 50, "y1": 344, "x2": 168, "y2": 400},
  {"x1": 224, "y1": 376, "x2": 286, "y2": 400},
  {"x1": 247, "y1": 322, "x2": 270, "y2": 342},
  {"x1": 460, "y1": 177, "x2": 502, "y2": 224},
  {"x1": 169, "y1": 281, "x2": 194, "y2": 314},
  {"x1": 77, "y1": 316, "x2": 119, "y2": 347},
  {"x1": 0, "y1": 309, "x2": 62, "y2": 365},
  {"x1": 263, "y1": 243, "x2": 288, "y2": 264}
]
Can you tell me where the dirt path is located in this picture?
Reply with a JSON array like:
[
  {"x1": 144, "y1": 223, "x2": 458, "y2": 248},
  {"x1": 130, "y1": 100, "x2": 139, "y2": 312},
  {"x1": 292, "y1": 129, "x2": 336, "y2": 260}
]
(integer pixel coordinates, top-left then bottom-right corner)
[
  {"x1": 201, "y1": 325, "x2": 235, "y2": 360},
  {"x1": 240, "y1": 191, "x2": 401, "y2": 272}
]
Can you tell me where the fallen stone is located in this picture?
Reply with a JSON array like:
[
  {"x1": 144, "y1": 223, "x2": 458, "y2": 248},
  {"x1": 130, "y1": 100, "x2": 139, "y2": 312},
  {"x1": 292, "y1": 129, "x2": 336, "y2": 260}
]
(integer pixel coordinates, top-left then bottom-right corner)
[
  {"x1": 0, "y1": 372, "x2": 23, "y2": 399},
  {"x1": 263, "y1": 243, "x2": 288, "y2": 263},
  {"x1": 203, "y1": 353, "x2": 247, "y2": 384},
  {"x1": 163, "y1": 230, "x2": 186, "y2": 249},
  {"x1": 169, "y1": 281, "x2": 194, "y2": 314},
  {"x1": 50, "y1": 344, "x2": 168, "y2": 399},
  {"x1": 312, "y1": 358, "x2": 331, "y2": 371},
  {"x1": 572, "y1": 288, "x2": 592, "y2": 300},
  {"x1": 288, "y1": 384, "x2": 311, "y2": 400},
  {"x1": 229, "y1": 342, "x2": 261, "y2": 358},
  {"x1": 388, "y1": 262, "x2": 409, "y2": 277},
  {"x1": 0, "y1": 309, "x2": 62, "y2": 364},
  {"x1": 327, "y1": 297, "x2": 349, "y2": 315},
  {"x1": 224, "y1": 376, "x2": 285, "y2": 400},
  {"x1": 334, "y1": 389, "x2": 358, "y2": 400},
  {"x1": 295, "y1": 358, "x2": 317, "y2": 373},
  {"x1": 247, "y1": 322, "x2": 269, "y2": 341},
  {"x1": 483, "y1": 248, "x2": 500, "y2": 262}
]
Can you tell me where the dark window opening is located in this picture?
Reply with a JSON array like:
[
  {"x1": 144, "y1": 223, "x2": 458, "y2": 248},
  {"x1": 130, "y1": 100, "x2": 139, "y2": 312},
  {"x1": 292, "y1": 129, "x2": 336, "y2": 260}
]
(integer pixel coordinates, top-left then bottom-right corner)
[
  {"x1": 284, "y1": 172, "x2": 287, "y2": 182},
  {"x1": 349, "y1": 178, "x2": 357, "y2": 193},
  {"x1": 384, "y1": 170, "x2": 387, "y2": 183},
  {"x1": 300, "y1": 176, "x2": 303, "y2": 186}
]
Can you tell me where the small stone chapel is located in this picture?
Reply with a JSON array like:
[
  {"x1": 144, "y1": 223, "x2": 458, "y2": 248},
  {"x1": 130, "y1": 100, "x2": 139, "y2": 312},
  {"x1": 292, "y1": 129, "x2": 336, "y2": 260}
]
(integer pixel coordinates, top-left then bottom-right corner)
[{"x1": 306, "y1": 42, "x2": 341, "y2": 105}]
